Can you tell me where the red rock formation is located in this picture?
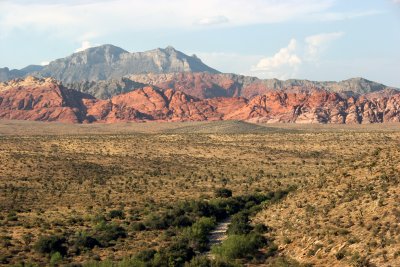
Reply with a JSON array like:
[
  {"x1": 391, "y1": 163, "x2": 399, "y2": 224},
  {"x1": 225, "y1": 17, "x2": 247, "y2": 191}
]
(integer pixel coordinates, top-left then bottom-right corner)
[
  {"x1": 0, "y1": 77, "x2": 94, "y2": 123},
  {"x1": 0, "y1": 77, "x2": 399, "y2": 124}
]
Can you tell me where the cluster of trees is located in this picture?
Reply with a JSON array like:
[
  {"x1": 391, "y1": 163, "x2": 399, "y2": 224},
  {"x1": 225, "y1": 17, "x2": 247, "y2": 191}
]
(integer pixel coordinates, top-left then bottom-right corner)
[
  {"x1": 212, "y1": 210, "x2": 276, "y2": 262},
  {"x1": 33, "y1": 187, "x2": 294, "y2": 266},
  {"x1": 107, "y1": 188, "x2": 294, "y2": 266},
  {"x1": 34, "y1": 220, "x2": 127, "y2": 264}
]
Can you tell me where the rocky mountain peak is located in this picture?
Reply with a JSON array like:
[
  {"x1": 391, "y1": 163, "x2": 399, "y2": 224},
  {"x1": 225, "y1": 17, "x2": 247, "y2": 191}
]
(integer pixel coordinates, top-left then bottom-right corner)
[
  {"x1": 164, "y1": 45, "x2": 178, "y2": 52},
  {"x1": 17, "y1": 45, "x2": 220, "y2": 83}
]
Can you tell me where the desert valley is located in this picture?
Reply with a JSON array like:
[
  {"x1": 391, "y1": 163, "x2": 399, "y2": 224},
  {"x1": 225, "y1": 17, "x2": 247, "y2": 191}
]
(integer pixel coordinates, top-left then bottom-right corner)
[
  {"x1": 0, "y1": 44, "x2": 399, "y2": 267},
  {"x1": 1, "y1": 1, "x2": 400, "y2": 265}
]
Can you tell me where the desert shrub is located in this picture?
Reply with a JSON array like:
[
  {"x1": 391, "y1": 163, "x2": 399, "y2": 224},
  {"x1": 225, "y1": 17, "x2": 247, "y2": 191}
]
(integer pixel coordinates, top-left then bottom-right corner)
[
  {"x1": 0, "y1": 255, "x2": 10, "y2": 264},
  {"x1": 335, "y1": 250, "x2": 345, "y2": 260},
  {"x1": 153, "y1": 238, "x2": 195, "y2": 267},
  {"x1": 212, "y1": 233, "x2": 266, "y2": 260},
  {"x1": 83, "y1": 259, "x2": 114, "y2": 267},
  {"x1": 182, "y1": 217, "x2": 216, "y2": 252},
  {"x1": 7, "y1": 211, "x2": 18, "y2": 221},
  {"x1": 144, "y1": 214, "x2": 167, "y2": 230},
  {"x1": 93, "y1": 222, "x2": 126, "y2": 247},
  {"x1": 172, "y1": 215, "x2": 194, "y2": 228},
  {"x1": 188, "y1": 200, "x2": 213, "y2": 217},
  {"x1": 92, "y1": 214, "x2": 107, "y2": 224},
  {"x1": 73, "y1": 232, "x2": 100, "y2": 251},
  {"x1": 131, "y1": 222, "x2": 146, "y2": 231},
  {"x1": 34, "y1": 235, "x2": 67, "y2": 256},
  {"x1": 126, "y1": 249, "x2": 157, "y2": 266},
  {"x1": 264, "y1": 243, "x2": 278, "y2": 258},
  {"x1": 185, "y1": 256, "x2": 238, "y2": 267},
  {"x1": 108, "y1": 209, "x2": 125, "y2": 219},
  {"x1": 227, "y1": 212, "x2": 252, "y2": 235},
  {"x1": 208, "y1": 198, "x2": 242, "y2": 219},
  {"x1": 268, "y1": 256, "x2": 303, "y2": 267},
  {"x1": 184, "y1": 256, "x2": 211, "y2": 267},
  {"x1": 253, "y1": 223, "x2": 269, "y2": 234},
  {"x1": 215, "y1": 188, "x2": 232, "y2": 198},
  {"x1": 50, "y1": 252, "x2": 63, "y2": 266},
  {"x1": 350, "y1": 252, "x2": 372, "y2": 267},
  {"x1": 244, "y1": 201, "x2": 256, "y2": 209},
  {"x1": 135, "y1": 249, "x2": 157, "y2": 262},
  {"x1": 0, "y1": 235, "x2": 12, "y2": 248}
]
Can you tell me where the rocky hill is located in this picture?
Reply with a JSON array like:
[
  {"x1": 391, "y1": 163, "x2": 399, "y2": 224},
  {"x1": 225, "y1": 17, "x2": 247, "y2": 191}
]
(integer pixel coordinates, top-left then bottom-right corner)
[
  {"x1": 0, "y1": 65, "x2": 43, "y2": 82},
  {"x1": 1, "y1": 77, "x2": 399, "y2": 124},
  {"x1": 69, "y1": 72, "x2": 397, "y2": 100}
]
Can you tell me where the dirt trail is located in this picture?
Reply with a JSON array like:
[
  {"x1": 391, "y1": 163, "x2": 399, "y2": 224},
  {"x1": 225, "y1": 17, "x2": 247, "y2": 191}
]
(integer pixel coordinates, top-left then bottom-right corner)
[{"x1": 204, "y1": 217, "x2": 231, "y2": 258}]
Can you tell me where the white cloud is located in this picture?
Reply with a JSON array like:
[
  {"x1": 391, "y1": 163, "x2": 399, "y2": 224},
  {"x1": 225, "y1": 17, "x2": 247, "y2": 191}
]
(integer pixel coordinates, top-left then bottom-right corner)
[
  {"x1": 40, "y1": 61, "x2": 50, "y2": 66},
  {"x1": 194, "y1": 52, "x2": 262, "y2": 74},
  {"x1": 308, "y1": 10, "x2": 384, "y2": 21},
  {"x1": 75, "y1": 41, "x2": 94, "y2": 53},
  {"x1": 242, "y1": 32, "x2": 344, "y2": 79},
  {"x1": 0, "y1": 0, "x2": 334, "y2": 40},
  {"x1": 195, "y1": 16, "x2": 229, "y2": 26},
  {"x1": 250, "y1": 39, "x2": 302, "y2": 79},
  {"x1": 305, "y1": 32, "x2": 344, "y2": 60}
]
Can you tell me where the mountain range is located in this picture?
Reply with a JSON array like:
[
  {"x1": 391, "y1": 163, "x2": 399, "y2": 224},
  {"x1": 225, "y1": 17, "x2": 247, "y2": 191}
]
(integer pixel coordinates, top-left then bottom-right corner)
[
  {"x1": 1, "y1": 76, "x2": 399, "y2": 124},
  {"x1": 0, "y1": 45, "x2": 219, "y2": 83},
  {"x1": 68, "y1": 73, "x2": 398, "y2": 100},
  {"x1": 0, "y1": 45, "x2": 399, "y2": 124}
]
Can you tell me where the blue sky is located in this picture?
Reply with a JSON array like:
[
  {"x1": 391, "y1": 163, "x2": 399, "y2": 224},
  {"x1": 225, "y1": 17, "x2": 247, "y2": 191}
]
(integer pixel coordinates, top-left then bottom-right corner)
[{"x1": 0, "y1": 0, "x2": 399, "y2": 86}]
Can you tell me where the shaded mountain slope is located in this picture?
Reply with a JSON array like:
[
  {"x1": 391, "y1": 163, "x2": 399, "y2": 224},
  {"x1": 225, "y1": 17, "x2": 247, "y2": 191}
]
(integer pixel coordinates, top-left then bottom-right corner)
[{"x1": 70, "y1": 72, "x2": 397, "y2": 100}]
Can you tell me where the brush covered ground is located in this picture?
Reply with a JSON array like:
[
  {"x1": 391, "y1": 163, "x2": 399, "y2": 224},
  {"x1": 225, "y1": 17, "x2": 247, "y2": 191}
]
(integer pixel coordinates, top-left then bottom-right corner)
[{"x1": 0, "y1": 120, "x2": 399, "y2": 266}]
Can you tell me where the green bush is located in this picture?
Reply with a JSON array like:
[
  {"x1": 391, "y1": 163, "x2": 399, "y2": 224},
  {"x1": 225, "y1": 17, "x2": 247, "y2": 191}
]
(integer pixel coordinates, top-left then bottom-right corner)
[
  {"x1": 94, "y1": 222, "x2": 126, "y2": 247},
  {"x1": 185, "y1": 256, "x2": 211, "y2": 267},
  {"x1": 144, "y1": 214, "x2": 167, "y2": 230},
  {"x1": 253, "y1": 223, "x2": 269, "y2": 234},
  {"x1": 227, "y1": 212, "x2": 252, "y2": 235},
  {"x1": 268, "y1": 256, "x2": 303, "y2": 267},
  {"x1": 265, "y1": 243, "x2": 278, "y2": 258},
  {"x1": 34, "y1": 235, "x2": 67, "y2": 256},
  {"x1": 172, "y1": 215, "x2": 194, "y2": 228},
  {"x1": 185, "y1": 256, "x2": 238, "y2": 267},
  {"x1": 153, "y1": 238, "x2": 195, "y2": 267},
  {"x1": 108, "y1": 210, "x2": 125, "y2": 219},
  {"x1": 182, "y1": 217, "x2": 216, "y2": 252},
  {"x1": 135, "y1": 249, "x2": 157, "y2": 262},
  {"x1": 50, "y1": 252, "x2": 63, "y2": 266},
  {"x1": 131, "y1": 222, "x2": 146, "y2": 231},
  {"x1": 73, "y1": 232, "x2": 100, "y2": 250},
  {"x1": 215, "y1": 188, "x2": 232, "y2": 198},
  {"x1": 211, "y1": 233, "x2": 266, "y2": 260}
]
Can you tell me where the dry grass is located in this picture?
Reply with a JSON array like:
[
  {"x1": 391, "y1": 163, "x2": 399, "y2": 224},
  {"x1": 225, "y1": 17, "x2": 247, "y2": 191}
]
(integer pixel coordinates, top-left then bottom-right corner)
[{"x1": 0, "y1": 120, "x2": 399, "y2": 266}]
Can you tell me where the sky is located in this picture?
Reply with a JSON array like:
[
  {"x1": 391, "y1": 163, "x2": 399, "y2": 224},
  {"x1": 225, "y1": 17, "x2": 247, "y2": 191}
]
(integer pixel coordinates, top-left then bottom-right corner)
[{"x1": 0, "y1": 0, "x2": 399, "y2": 86}]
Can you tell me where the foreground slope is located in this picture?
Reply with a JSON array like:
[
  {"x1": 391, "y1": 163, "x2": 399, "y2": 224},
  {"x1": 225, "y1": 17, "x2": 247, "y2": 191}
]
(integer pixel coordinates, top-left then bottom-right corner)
[
  {"x1": 1, "y1": 77, "x2": 400, "y2": 124},
  {"x1": 0, "y1": 128, "x2": 399, "y2": 266}
]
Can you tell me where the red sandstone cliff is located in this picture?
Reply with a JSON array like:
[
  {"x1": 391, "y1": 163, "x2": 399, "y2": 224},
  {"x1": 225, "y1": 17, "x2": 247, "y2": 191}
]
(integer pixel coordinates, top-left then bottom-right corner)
[{"x1": 0, "y1": 77, "x2": 399, "y2": 124}]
